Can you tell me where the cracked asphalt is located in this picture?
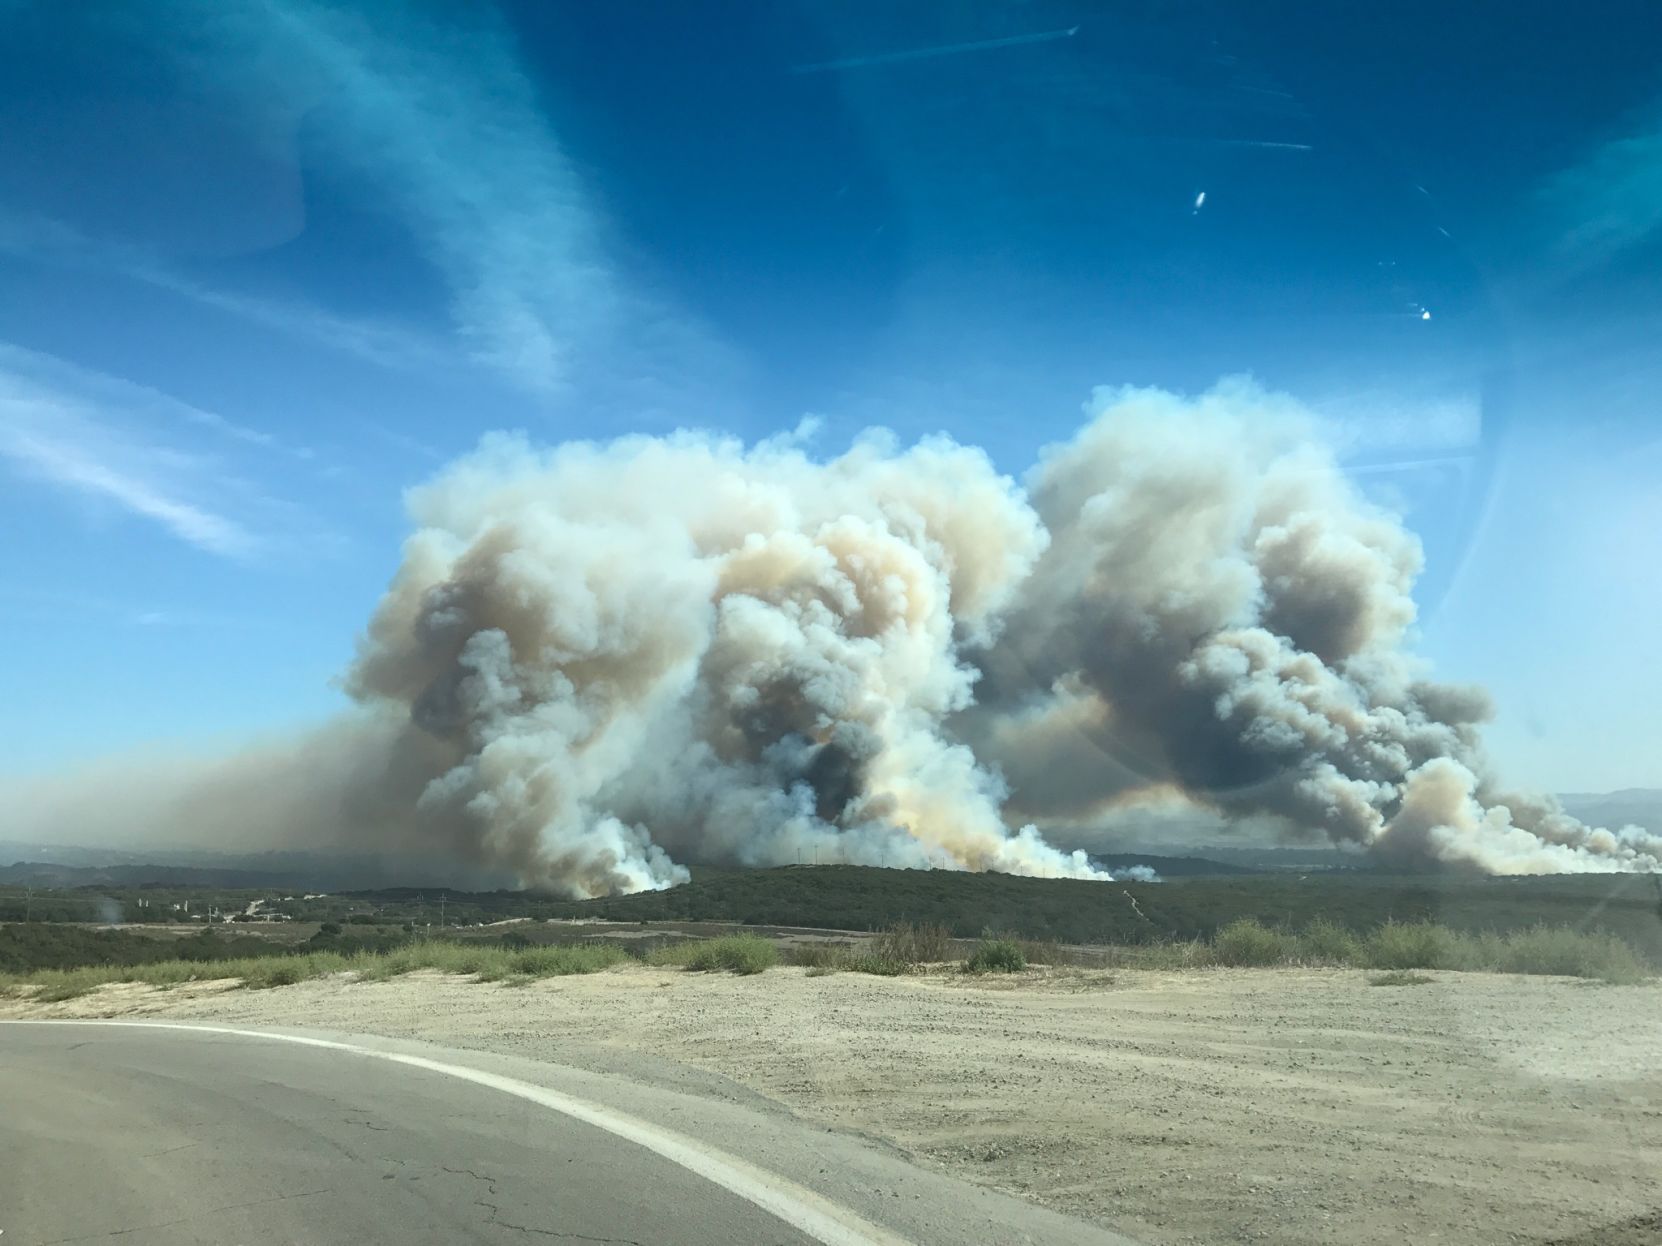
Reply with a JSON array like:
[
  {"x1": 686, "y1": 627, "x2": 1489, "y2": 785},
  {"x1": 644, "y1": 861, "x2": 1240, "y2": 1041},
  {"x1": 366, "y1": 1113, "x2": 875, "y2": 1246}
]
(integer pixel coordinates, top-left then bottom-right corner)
[{"x1": 0, "y1": 1025, "x2": 826, "y2": 1245}]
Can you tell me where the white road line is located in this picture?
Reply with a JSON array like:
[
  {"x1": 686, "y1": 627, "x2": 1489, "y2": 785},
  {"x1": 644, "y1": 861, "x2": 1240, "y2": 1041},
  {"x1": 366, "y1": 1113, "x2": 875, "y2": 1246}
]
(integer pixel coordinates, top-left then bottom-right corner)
[{"x1": 2, "y1": 1020, "x2": 910, "y2": 1246}]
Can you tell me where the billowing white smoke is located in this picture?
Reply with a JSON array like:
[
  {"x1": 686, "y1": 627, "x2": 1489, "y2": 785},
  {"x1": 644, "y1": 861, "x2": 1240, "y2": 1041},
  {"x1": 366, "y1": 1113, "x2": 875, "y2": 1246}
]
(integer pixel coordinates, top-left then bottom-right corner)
[
  {"x1": 11, "y1": 381, "x2": 1655, "y2": 893},
  {"x1": 334, "y1": 424, "x2": 1102, "y2": 895}
]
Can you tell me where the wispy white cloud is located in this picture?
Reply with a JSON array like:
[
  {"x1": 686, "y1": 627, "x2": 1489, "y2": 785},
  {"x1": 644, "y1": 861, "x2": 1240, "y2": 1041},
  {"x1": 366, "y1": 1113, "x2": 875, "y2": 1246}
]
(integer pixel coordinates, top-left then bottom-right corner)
[
  {"x1": 0, "y1": 342, "x2": 302, "y2": 459},
  {"x1": 0, "y1": 346, "x2": 323, "y2": 558},
  {"x1": 192, "y1": 1, "x2": 617, "y2": 396},
  {"x1": 0, "y1": 3, "x2": 741, "y2": 415},
  {"x1": 0, "y1": 411, "x2": 255, "y2": 562},
  {"x1": 1, "y1": 423, "x2": 254, "y2": 555},
  {"x1": 6, "y1": 5, "x2": 739, "y2": 422},
  {"x1": 0, "y1": 209, "x2": 442, "y2": 374}
]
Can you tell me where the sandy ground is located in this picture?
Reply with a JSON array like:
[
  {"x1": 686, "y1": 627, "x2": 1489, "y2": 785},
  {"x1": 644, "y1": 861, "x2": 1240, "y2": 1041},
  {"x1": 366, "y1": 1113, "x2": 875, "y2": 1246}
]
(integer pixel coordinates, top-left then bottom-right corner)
[{"x1": 6, "y1": 966, "x2": 1659, "y2": 1246}]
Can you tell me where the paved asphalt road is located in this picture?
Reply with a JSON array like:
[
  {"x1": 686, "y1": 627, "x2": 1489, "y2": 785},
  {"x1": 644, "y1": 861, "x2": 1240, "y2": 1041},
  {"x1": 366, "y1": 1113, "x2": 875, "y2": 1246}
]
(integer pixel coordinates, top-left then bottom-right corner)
[{"x1": 0, "y1": 1022, "x2": 1135, "y2": 1246}]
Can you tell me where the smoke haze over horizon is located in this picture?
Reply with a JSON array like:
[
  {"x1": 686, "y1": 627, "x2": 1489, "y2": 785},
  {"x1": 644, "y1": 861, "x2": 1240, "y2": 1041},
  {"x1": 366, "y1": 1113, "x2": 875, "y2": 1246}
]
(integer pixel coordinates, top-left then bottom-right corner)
[{"x1": 5, "y1": 381, "x2": 1658, "y2": 897}]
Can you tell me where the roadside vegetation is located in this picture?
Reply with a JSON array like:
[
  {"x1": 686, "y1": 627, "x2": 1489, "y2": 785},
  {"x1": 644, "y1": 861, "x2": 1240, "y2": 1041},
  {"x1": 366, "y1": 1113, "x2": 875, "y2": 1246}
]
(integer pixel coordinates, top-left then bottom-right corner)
[
  {"x1": 0, "y1": 939, "x2": 635, "y2": 1002},
  {"x1": 1177, "y1": 917, "x2": 1650, "y2": 984},
  {"x1": 0, "y1": 917, "x2": 1651, "y2": 1002},
  {"x1": 0, "y1": 921, "x2": 403, "y2": 976}
]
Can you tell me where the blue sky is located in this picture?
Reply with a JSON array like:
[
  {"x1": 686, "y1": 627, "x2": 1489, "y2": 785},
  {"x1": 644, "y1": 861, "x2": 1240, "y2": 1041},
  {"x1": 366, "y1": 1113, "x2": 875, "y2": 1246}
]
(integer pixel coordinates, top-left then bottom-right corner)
[{"x1": 0, "y1": 0, "x2": 1658, "y2": 792}]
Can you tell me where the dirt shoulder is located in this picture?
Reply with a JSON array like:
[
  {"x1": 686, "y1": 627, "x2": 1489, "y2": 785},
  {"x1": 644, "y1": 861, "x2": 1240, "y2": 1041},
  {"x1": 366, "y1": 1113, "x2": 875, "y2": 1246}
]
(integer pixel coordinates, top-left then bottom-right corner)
[{"x1": 6, "y1": 966, "x2": 1658, "y2": 1246}]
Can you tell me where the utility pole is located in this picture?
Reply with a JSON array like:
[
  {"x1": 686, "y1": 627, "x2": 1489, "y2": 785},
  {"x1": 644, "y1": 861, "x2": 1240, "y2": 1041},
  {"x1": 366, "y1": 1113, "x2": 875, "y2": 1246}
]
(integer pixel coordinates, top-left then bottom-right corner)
[{"x1": 440, "y1": 895, "x2": 446, "y2": 928}]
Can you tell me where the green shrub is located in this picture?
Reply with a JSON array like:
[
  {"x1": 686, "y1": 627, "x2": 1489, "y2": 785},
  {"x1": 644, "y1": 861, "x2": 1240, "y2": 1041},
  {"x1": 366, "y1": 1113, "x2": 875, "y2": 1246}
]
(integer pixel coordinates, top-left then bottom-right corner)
[
  {"x1": 1298, "y1": 918, "x2": 1364, "y2": 965},
  {"x1": 30, "y1": 968, "x2": 108, "y2": 1001},
  {"x1": 790, "y1": 928, "x2": 948, "y2": 975},
  {"x1": 981, "y1": 928, "x2": 1066, "y2": 966},
  {"x1": 508, "y1": 944, "x2": 629, "y2": 977},
  {"x1": 450, "y1": 945, "x2": 507, "y2": 977},
  {"x1": 1365, "y1": 921, "x2": 1457, "y2": 970},
  {"x1": 239, "y1": 952, "x2": 347, "y2": 988},
  {"x1": 1487, "y1": 925, "x2": 1648, "y2": 984},
  {"x1": 965, "y1": 938, "x2": 1026, "y2": 973},
  {"x1": 244, "y1": 959, "x2": 305, "y2": 989},
  {"x1": 350, "y1": 944, "x2": 423, "y2": 980},
  {"x1": 648, "y1": 934, "x2": 777, "y2": 974},
  {"x1": 785, "y1": 943, "x2": 908, "y2": 975},
  {"x1": 1211, "y1": 918, "x2": 1296, "y2": 967}
]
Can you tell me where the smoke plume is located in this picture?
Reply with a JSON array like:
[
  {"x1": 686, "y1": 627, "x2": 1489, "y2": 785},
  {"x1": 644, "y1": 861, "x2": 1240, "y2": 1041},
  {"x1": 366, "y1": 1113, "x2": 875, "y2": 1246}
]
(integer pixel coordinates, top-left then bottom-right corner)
[
  {"x1": 964, "y1": 380, "x2": 1660, "y2": 876},
  {"x1": 11, "y1": 381, "x2": 1656, "y2": 894}
]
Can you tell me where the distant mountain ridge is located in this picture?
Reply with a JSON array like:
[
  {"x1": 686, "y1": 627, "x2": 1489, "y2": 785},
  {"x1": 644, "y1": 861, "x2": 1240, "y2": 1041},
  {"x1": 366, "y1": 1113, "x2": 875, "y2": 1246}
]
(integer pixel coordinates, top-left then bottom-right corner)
[
  {"x1": 1558, "y1": 789, "x2": 1662, "y2": 834},
  {"x1": 0, "y1": 861, "x2": 311, "y2": 889},
  {"x1": 0, "y1": 845, "x2": 515, "y2": 892}
]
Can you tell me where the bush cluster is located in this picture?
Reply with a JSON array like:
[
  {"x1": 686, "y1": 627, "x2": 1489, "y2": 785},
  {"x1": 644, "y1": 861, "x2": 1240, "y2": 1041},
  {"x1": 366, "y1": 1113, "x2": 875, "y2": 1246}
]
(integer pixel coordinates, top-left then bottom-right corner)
[
  {"x1": 965, "y1": 938, "x2": 1027, "y2": 973},
  {"x1": 785, "y1": 922, "x2": 953, "y2": 976},
  {"x1": 645, "y1": 934, "x2": 778, "y2": 974},
  {"x1": 1201, "y1": 917, "x2": 1647, "y2": 983}
]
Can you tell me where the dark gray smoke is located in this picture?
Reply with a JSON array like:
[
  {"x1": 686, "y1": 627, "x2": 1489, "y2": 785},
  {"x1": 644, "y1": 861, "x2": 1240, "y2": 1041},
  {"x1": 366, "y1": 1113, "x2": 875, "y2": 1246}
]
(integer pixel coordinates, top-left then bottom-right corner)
[
  {"x1": 966, "y1": 380, "x2": 1658, "y2": 874},
  {"x1": 6, "y1": 381, "x2": 1654, "y2": 893}
]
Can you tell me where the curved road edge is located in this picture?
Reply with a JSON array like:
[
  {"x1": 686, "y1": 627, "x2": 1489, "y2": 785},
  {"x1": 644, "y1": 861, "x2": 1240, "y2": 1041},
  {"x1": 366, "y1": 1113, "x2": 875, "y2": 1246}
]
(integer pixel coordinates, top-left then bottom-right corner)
[{"x1": 0, "y1": 1019, "x2": 1137, "y2": 1246}]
